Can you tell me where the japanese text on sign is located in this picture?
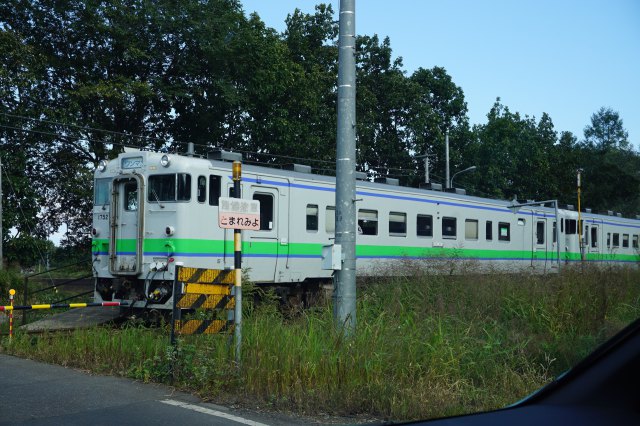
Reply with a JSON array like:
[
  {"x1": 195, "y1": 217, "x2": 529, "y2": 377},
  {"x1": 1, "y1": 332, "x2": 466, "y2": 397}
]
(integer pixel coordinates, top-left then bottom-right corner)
[{"x1": 218, "y1": 197, "x2": 261, "y2": 230}]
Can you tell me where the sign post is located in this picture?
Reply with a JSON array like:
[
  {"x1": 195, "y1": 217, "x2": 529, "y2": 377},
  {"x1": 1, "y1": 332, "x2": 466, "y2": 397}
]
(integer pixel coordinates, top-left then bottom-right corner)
[{"x1": 216, "y1": 161, "x2": 261, "y2": 365}]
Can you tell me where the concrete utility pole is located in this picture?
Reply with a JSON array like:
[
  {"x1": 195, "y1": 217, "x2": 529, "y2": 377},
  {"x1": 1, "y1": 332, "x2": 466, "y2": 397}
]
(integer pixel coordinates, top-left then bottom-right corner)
[{"x1": 334, "y1": 0, "x2": 357, "y2": 333}]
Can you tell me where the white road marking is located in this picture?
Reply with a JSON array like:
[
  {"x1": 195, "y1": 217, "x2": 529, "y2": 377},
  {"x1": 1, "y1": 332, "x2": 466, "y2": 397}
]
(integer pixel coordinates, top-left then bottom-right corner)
[{"x1": 160, "y1": 399, "x2": 271, "y2": 426}]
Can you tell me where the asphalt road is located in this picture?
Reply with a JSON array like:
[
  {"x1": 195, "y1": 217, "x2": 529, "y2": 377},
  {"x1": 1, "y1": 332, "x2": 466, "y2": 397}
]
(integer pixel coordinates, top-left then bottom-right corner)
[{"x1": 0, "y1": 354, "x2": 308, "y2": 426}]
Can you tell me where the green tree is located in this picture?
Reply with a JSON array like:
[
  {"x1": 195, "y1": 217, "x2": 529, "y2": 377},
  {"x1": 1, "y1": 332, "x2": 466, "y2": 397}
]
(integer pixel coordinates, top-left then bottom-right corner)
[
  {"x1": 583, "y1": 107, "x2": 630, "y2": 151},
  {"x1": 471, "y1": 100, "x2": 557, "y2": 200}
]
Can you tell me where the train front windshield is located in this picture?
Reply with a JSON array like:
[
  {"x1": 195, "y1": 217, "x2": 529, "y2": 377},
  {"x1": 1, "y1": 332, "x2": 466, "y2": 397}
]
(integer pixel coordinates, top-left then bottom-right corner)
[{"x1": 94, "y1": 178, "x2": 111, "y2": 206}]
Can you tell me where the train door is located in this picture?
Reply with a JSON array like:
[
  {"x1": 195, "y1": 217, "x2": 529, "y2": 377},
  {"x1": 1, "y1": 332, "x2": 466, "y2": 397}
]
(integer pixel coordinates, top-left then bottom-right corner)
[
  {"x1": 589, "y1": 219, "x2": 603, "y2": 261},
  {"x1": 531, "y1": 215, "x2": 548, "y2": 269},
  {"x1": 109, "y1": 175, "x2": 144, "y2": 275},
  {"x1": 562, "y1": 212, "x2": 580, "y2": 262},
  {"x1": 245, "y1": 186, "x2": 280, "y2": 282}
]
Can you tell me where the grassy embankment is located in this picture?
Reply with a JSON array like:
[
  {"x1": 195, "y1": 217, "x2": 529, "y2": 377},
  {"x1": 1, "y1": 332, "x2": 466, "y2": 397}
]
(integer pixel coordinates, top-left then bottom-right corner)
[{"x1": 1, "y1": 264, "x2": 639, "y2": 421}]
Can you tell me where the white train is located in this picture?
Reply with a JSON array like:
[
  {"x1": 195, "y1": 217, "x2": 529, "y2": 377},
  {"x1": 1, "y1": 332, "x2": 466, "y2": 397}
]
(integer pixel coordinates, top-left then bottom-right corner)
[{"x1": 91, "y1": 150, "x2": 640, "y2": 309}]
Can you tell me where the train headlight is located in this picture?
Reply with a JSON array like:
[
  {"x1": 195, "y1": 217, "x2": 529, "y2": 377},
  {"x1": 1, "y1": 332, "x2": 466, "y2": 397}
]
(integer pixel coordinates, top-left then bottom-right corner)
[
  {"x1": 160, "y1": 154, "x2": 171, "y2": 167},
  {"x1": 165, "y1": 226, "x2": 175, "y2": 236},
  {"x1": 96, "y1": 160, "x2": 107, "y2": 172},
  {"x1": 92, "y1": 228, "x2": 99, "y2": 237}
]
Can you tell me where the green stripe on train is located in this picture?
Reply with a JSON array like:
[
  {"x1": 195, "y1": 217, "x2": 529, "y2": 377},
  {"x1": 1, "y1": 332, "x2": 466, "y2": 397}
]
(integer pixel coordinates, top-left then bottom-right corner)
[{"x1": 92, "y1": 238, "x2": 640, "y2": 263}]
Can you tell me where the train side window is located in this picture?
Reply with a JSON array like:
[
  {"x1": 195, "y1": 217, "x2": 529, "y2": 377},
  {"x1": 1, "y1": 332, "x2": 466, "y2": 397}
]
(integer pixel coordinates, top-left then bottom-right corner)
[
  {"x1": 553, "y1": 222, "x2": 557, "y2": 243},
  {"x1": 389, "y1": 212, "x2": 407, "y2": 237},
  {"x1": 498, "y1": 222, "x2": 510, "y2": 241},
  {"x1": 486, "y1": 221, "x2": 493, "y2": 241},
  {"x1": 253, "y1": 193, "x2": 274, "y2": 231},
  {"x1": 623, "y1": 234, "x2": 629, "y2": 248},
  {"x1": 591, "y1": 227, "x2": 598, "y2": 248},
  {"x1": 358, "y1": 209, "x2": 378, "y2": 236},
  {"x1": 306, "y1": 204, "x2": 319, "y2": 231},
  {"x1": 416, "y1": 215, "x2": 433, "y2": 237},
  {"x1": 607, "y1": 233, "x2": 611, "y2": 248},
  {"x1": 633, "y1": 235, "x2": 639, "y2": 249},
  {"x1": 465, "y1": 219, "x2": 478, "y2": 240},
  {"x1": 442, "y1": 217, "x2": 457, "y2": 239},
  {"x1": 561, "y1": 219, "x2": 564, "y2": 233},
  {"x1": 613, "y1": 233, "x2": 620, "y2": 247},
  {"x1": 177, "y1": 173, "x2": 191, "y2": 201},
  {"x1": 326, "y1": 206, "x2": 335, "y2": 234},
  {"x1": 197, "y1": 176, "x2": 206, "y2": 203},
  {"x1": 209, "y1": 175, "x2": 221, "y2": 206},
  {"x1": 94, "y1": 178, "x2": 111, "y2": 206},
  {"x1": 536, "y1": 221, "x2": 545, "y2": 244}
]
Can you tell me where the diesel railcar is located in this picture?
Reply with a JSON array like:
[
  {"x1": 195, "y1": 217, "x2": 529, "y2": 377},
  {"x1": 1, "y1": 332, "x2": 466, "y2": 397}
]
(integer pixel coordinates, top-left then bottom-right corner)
[{"x1": 91, "y1": 150, "x2": 640, "y2": 310}]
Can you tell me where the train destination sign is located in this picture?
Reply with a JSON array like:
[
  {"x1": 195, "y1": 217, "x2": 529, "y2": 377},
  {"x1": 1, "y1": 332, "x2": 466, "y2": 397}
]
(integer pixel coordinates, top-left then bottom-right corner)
[{"x1": 218, "y1": 197, "x2": 261, "y2": 230}]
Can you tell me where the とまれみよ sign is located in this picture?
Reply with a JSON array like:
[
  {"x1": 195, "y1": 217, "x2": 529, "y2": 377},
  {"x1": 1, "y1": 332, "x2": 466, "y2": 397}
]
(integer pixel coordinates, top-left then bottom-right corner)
[{"x1": 218, "y1": 197, "x2": 260, "y2": 230}]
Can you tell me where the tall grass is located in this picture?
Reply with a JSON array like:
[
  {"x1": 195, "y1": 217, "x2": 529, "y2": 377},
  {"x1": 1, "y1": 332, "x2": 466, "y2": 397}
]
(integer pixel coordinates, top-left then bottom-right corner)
[{"x1": 2, "y1": 265, "x2": 639, "y2": 421}]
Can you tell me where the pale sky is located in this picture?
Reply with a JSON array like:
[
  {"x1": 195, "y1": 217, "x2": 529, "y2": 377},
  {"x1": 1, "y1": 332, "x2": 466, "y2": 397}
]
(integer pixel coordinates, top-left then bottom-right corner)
[{"x1": 241, "y1": 0, "x2": 640, "y2": 147}]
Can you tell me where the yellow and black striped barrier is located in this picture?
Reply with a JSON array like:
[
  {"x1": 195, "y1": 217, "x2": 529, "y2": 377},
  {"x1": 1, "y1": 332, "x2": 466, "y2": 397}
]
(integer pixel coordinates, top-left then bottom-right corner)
[
  {"x1": 170, "y1": 266, "x2": 235, "y2": 344},
  {"x1": 0, "y1": 301, "x2": 126, "y2": 311}
]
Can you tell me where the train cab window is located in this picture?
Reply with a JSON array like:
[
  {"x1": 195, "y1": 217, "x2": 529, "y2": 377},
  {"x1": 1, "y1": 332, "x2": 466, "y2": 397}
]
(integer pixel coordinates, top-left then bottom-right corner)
[
  {"x1": 94, "y1": 178, "x2": 111, "y2": 206},
  {"x1": 177, "y1": 173, "x2": 191, "y2": 201},
  {"x1": 253, "y1": 193, "x2": 274, "y2": 231},
  {"x1": 124, "y1": 181, "x2": 138, "y2": 211},
  {"x1": 465, "y1": 219, "x2": 478, "y2": 240},
  {"x1": 486, "y1": 221, "x2": 493, "y2": 241},
  {"x1": 416, "y1": 215, "x2": 433, "y2": 237},
  {"x1": 633, "y1": 235, "x2": 639, "y2": 249},
  {"x1": 389, "y1": 212, "x2": 407, "y2": 237},
  {"x1": 566, "y1": 219, "x2": 577, "y2": 235},
  {"x1": 209, "y1": 175, "x2": 221, "y2": 206},
  {"x1": 613, "y1": 233, "x2": 620, "y2": 247},
  {"x1": 326, "y1": 206, "x2": 335, "y2": 234},
  {"x1": 197, "y1": 176, "x2": 206, "y2": 203},
  {"x1": 536, "y1": 221, "x2": 545, "y2": 245},
  {"x1": 623, "y1": 234, "x2": 629, "y2": 248},
  {"x1": 148, "y1": 173, "x2": 191, "y2": 202},
  {"x1": 591, "y1": 227, "x2": 598, "y2": 248},
  {"x1": 306, "y1": 204, "x2": 319, "y2": 231},
  {"x1": 498, "y1": 222, "x2": 510, "y2": 241},
  {"x1": 358, "y1": 209, "x2": 378, "y2": 236},
  {"x1": 442, "y1": 217, "x2": 457, "y2": 239}
]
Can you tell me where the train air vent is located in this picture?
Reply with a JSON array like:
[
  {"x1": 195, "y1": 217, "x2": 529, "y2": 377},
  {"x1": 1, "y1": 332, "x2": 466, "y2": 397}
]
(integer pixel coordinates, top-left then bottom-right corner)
[
  {"x1": 374, "y1": 177, "x2": 399, "y2": 186},
  {"x1": 420, "y1": 182, "x2": 443, "y2": 191},
  {"x1": 616, "y1": 213, "x2": 622, "y2": 217},
  {"x1": 284, "y1": 164, "x2": 312, "y2": 174},
  {"x1": 566, "y1": 204, "x2": 575, "y2": 211},
  {"x1": 355, "y1": 172, "x2": 368, "y2": 181},
  {"x1": 607, "y1": 210, "x2": 614, "y2": 216},
  {"x1": 636, "y1": 215, "x2": 640, "y2": 220},
  {"x1": 584, "y1": 208, "x2": 592, "y2": 213},
  {"x1": 207, "y1": 149, "x2": 242, "y2": 162},
  {"x1": 445, "y1": 188, "x2": 467, "y2": 195}
]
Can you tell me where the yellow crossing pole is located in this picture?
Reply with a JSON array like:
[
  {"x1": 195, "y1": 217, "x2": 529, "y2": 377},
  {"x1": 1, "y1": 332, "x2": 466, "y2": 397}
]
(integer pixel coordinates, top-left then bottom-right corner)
[
  {"x1": 232, "y1": 160, "x2": 242, "y2": 365},
  {"x1": 9, "y1": 288, "x2": 15, "y2": 339}
]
